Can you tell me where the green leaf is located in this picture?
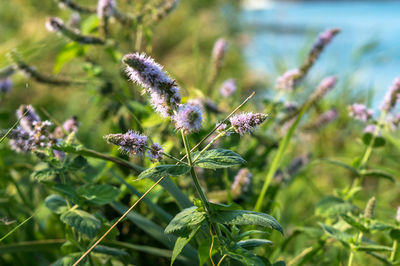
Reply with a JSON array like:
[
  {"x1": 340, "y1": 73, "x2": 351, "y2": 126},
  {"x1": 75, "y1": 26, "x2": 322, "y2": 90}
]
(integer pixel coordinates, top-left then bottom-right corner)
[
  {"x1": 67, "y1": 156, "x2": 88, "y2": 170},
  {"x1": 76, "y1": 184, "x2": 120, "y2": 206},
  {"x1": 315, "y1": 196, "x2": 358, "y2": 218},
  {"x1": 319, "y1": 223, "x2": 351, "y2": 247},
  {"x1": 54, "y1": 184, "x2": 80, "y2": 203},
  {"x1": 52, "y1": 252, "x2": 88, "y2": 266},
  {"x1": 193, "y1": 149, "x2": 246, "y2": 169},
  {"x1": 54, "y1": 42, "x2": 84, "y2": 74},
  {"x1": 31, "y1": 168, "x2": 59, "y2": 181},
  {"x1": 92, "y1": 245, "x2": 128, "y2": 257},
  {"x1": 138, "y1": 164, "x2": 190, "y2": 181},
  {"x1": 362, "y1": 133, "x2": 385, "y2": 147},
  {"x1": 165, "y1": 207, "x2": 206, "y2": 234},
  {"x1": 369, "y1": 221, "x2": 394, "y2": 231},
  {"x1": 209, "y1": 202, "x2": 242, "y2": 211},
  {"x1": 341, "y1": 214, "x2": 369, "y2": 232},
  {"x1": 315, "y1": 159, "x2": 360, "y2": 176},
  {"x1": 171, "y1": 226, "x2": 201, "y2": 265},
  {"x1": 211, "y1": 210, "x2": 283, "y2": 235},
  {"x1": 390, "y1": 229, "x2": 400, "y2": 240},
  {"x1": 45, "y1": 195, "x2": 68, "y2": 214},
  {"x1": 222, "y1": 239, "x2": 265, "y2": 266},
  {"x1": 353, "y1": 244, "x2": 392, "y2": 252},
  {"x1": 360, "y1": 169, "x2": 395, "y2": 182},
  {"x1": 237, "y1": 239, "x2": 273, "y2": 249},
  {"x1": 60, "y1": 209, "x2": 101, "y2": 238}
]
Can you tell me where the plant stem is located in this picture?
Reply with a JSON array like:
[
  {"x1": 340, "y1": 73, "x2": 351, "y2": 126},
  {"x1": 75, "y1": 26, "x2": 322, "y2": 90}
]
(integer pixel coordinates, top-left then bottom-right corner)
[
  {"x1": 390, "y1": 240, "x2": 398, "y2": 262},
  {"x1": 348, "y1": 231, "x2": 363, "y2": 266},
  {"x1": 181, "y1": 130, "x2": 222, "y2": 239}
]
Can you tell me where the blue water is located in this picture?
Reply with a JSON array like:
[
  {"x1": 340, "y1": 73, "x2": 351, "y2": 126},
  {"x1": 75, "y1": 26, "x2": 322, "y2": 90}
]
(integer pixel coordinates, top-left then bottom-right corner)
[{"x1": 241, "y1": 1, "x2": 400, "y2": 105}]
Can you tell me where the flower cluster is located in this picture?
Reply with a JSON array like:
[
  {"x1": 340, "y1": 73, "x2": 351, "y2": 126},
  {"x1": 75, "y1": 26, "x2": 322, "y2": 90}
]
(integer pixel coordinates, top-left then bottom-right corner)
[
  {"x1": 8, "y1": 105, "x2": 54, "y2": 153},
  {"x1": 276, "y1": 69, "x2": 300, "y2": 91},
  {"x1": 123, "y1": 52, "x2": 181, "y2": 117},
  {"x1": 173, "y1": 104, "x2": 203, "y2": 134},
  {"x1": 230, "y1": 112, "x2": 268, "y2": 135},
  {"x1": 97, "y1": 0, "x2": 116, "y2": 18},
  {"x1": 304, "y1": 108, "x2": 338, "y2": 130},
  {"x1": 219, "y1": 79, "x2": 236, "y2": 97},
  {"x1": 308, "y1": 76, "x2": 337, "y2": 104},
  {"x1": 45, "y1": 17, "x2": 64, "y2": 33},
  {"x1": 231, "y1": 168, "x2": 252, "y2": 198},
  {"x1": 381, "y1": 76, "x2": 400, "y2": 112},
  {"x1": 212, "y1": 38, "x2": 228, "y2": 69},
  {"x1": 104, "y1": 130, "x2": 163, "y2": 161},
  {"x1": 364, "y1": 124, "x2": 378, "y2": 135},
  {"x1": 0, "y1": 78, "x2": 12, "y2": 94},
  {"x1": 348, "y1": 103, "x2": 373, "y2": 122},
  {"x1": 54, "y1": 116, "x2": 79, "y2": 138}
]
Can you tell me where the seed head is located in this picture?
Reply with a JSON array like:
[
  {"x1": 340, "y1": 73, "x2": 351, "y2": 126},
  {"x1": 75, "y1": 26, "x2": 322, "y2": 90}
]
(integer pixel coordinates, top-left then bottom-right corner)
[
  {"x1": 104, "y1": 130, "x2": 148, "y2": 156},
  {"x1": 173, "y1": 104, "x2": 203, "y2": 134},
  {"x1": 364, "y1": 196, "x2": 376, "y2": 219},
  {"x1": 219, "y1": 79, "x2": 236, "y2": 97},
  {"x1": 230, "y1": 112, "x2": 268, "y2": 135},
  {"x1": 147, "y1": 143, "x2": 163, "y2": 162},
  {"x1": 123, "y1": 52, "x2": 181, "y2": 117}
]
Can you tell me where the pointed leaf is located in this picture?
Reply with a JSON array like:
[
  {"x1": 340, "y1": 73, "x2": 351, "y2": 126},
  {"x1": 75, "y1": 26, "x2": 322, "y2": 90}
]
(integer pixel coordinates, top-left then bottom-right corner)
[
  {"x1": 237, "y1": 239, "x2": 273, "y2": 249},
  {"x1": 45, "y1": 195, "x2": 68, "y2": 214},
  {"x1": 60, "y1": 209, "x2": 101, "y2": 238},
  {"x1": 222, "y1": 239, "x2": 265, "y2": 266},
  {"x1": 93, "y1": 245, "x2": 128, "y2": 257},
  {"x1": 360, "y1": 169, "x2": 395, "y2": 182},
  {"x1": 165, "y1": 207, "x2": 206, "y2": 234},
  {"x1": 315, "y1": 196, "x2": 358, "y2": 218},
  {"x1": 76, "y1": 184, "x2": 120, "y2": 205},
  {"x1": 171, "y1": 226, "x2": 201, "y2": 265},
  {"x1": 138, "y1": 164, "x2": 190, "y2": 180},
  {"x1": 211, "y1": 210, "x2": 283, "y2": 235},
  {"x1": 353, "y1": 244, "x2": 392, "y2": 252},
  {"x1": 341, "y1": 214, "x2": 369, "y2": 232},
  {"x1": 319, "y1": 223, "x2": 351, "y2": 247},
  {"x1": 316, "y1": 159, "x2": 360, "y2": 176},
  {"x1": 193, "y1": 149, "x2": 246, "y2": 169}
]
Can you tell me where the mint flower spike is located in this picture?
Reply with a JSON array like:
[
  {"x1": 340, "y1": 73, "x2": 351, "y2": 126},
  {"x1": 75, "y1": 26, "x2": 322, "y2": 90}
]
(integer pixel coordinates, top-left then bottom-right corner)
[
  {"x1": 173, "y1": 104, "x2": 203, "y2": 135},
  {"x1": 104, "y1": 130, "x2": 148, "y2": 157},
  {"x1": 219, "y1": 79, "x2": 236, "y2": 97},
  {"x1": 17, "y1": 105, "x2": 41, "y2": 132},
  {"x1": 147, "y1": 143, "x2": 164, "y2": 162},
  {"x1": 151, "y1": 0, "x2": 180, "y2": 23},
  {"x1": 276, "y1": 69, "x2": 301, "y2": 91},
  {"x1": 46, "y1": 17, "x2": 105, "y2": 45},
  {"x1": 123, "y1": 52, "x2": 181, "y2": 117},
  {"x1": 212, "y1": 38, "x2": 228, "y2": 69},
  {"x1": 381, "y1": 76, "x2": 400, "y2": 113},
  {"x1": 348, "y1": 103, "x2": 373, "y2": 122},
  {"x1": 0, "y1": 78, "x2": 12, "y2": 94},
  {"x1": 230, "y1": 112, "x2": 268, "y2": 135}
]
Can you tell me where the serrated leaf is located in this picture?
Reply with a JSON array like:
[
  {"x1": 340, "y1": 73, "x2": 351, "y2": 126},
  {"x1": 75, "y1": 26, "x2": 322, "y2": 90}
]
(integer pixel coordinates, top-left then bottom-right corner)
[
  {"x1": 60, "y1": 209, "x2": 101, "y2": 238},
  {"x1": 319, "y1": 223, "x2": 351, "y2": 247},
  {"x1": 193, "y1": 149, "x2": 246, "y2": 169},
  {"x1": 211, "y1": 210, "x2": 283, "y2": 235},
  {"x1": 31, "y1": 168, "x2": 59, "y2": 181},
  {"x1": 171, "y1": 226, "x2": 201, "y2": 265},
  {"x1": 353, "y1": 244, "x2": 392, "y2": 252},
  {"x1": 165, "y1": 207, "x2": 206, "y2": 234},
  {"x1": 45, "y1": 195, "x2": 68, "y2": 214},
  {"x1": 138, "y1": 164, "x2": 190, "y2": 181},
  {"x1": 76, "y1": 184, "x2": 120, "y2": 205},
  {"x1": 360, "y1": 169, "x2": 395, "y2": 182},
  {"x1": 341, "y1": 214, "x2": 369, "y2": 232},
  {"x1": 315, "y1": 196, "x2": 358, "y2": 218},
  {"x1": 93, "y1": 245, "x2": 128, "y2": 257},
  {"x1": 362, "y1": 133, "x2": 385, "y2": 147},
  {"x1": 237, "y1": 239, "x2": 273, "y2": 249},
  {"x1": 54, "y1": 184, "x2": 80, "y2": 203}
]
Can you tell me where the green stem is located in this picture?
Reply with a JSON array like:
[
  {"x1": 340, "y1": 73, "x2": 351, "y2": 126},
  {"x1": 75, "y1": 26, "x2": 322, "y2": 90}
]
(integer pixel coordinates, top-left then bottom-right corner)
[
  {"x1": 181, "y1": 130, "x2": 222, "y2": 239},
  {"x1": 0, "y1": 213, "x2": 35, "y2": 242},
  {"x1": 390, "y1": 240, "x2": 398, "y2": 262},
  {"x1": 348, "y1": 231, "x2": 363, "y2": 266}
]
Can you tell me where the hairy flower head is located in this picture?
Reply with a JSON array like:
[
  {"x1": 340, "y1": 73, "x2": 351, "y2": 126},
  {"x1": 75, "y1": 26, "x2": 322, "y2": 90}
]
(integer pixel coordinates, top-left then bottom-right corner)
[
  {"x1": 230, "y1": 112, "x2": 268, "y2": 135},
  {"x1": 17, "y1": 105, "x2": 41, "y2": 132},
  {"x1": 381, "y1": 76, "x2": 400, "y2": 112},
  {"x1": 123, "y1": 52, "x2": 181, "y2": 117},
  {"x1": 173, "y1": 104, "x2": 203, "y2": 134},
  {"x1": 147, "y1": 143, "x2": 163, "y2": 162},
  {"x1": 212, "y1": 38, "x2": 228, "y2": 68},
  {"x1": 348, "y1": 103, "x2": 373, "y2": 122},
  {"x1": 104, "y1": 130, "x2": 148, "y2": 156},
  {"x1": 219, "y1": 79, "x2": 236, "y2": 97},
  {"x1": 276, "y1": 69, "x2": 300, "y2": 91}
]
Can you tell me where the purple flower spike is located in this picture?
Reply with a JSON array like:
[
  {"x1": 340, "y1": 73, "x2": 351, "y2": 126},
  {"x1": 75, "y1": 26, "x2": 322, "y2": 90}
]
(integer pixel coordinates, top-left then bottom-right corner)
[
  {"x1": 17, "y1": 105, "x2": 40, "y2": 132},
  {"x1": 147, "y1": 143, "x2": 163, "y2": 162},
  {"x1": 173, "y1": 104, "x2": 203, "y2": 134},
  {"x1": 0, "y1": 78, "x2": 12, "y2": 93},
  {"x1": 364, "y1": 124, "x2": 378, "y2": 135},
  {"x1": 123, "y1": 52, "x2": 181, "y2": 117},
  {"x1": 212, "y1": 38, "x2": 228, "y2": 68},
  {"x1": 381, "y1": 76, "x2": 400, "y2": 112},
  {"x1": 219, "y1": 79, "x2": 236, "y2": 97},
  {"x1": 348, "y1": 103, "x2": 373, "y2": 122},
  {"x1": 276, "y1": 69, "x2": 300, "y2": 91},
  {"x1": 231, "y1": 168, "x2": 252, "y2": 197},
  {"x1": 229, "y1": 112, "x2": 268, "y2": 135},
  {"x1": 104, "y1": 130, "x2": 148, "y2": 156},
  {"x1": 97, "y1": 0, "x2": 116, "y2": 18}
]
